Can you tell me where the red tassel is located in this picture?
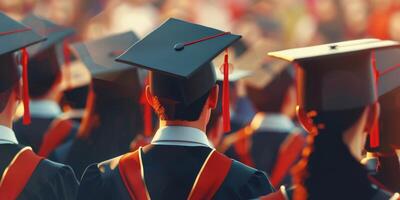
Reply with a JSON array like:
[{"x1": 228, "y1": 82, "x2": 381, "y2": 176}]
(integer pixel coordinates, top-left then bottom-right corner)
[
  {"x1": 370, "y1": 50, "x2": 379, "y2": 148},
  {"x1": 63, "y1": 41, "x2": 71, "y2": 89},
  {"x1": 222, "y1": 49, "x2": 231, "y2": 133},
  {"x1": 370, "y1": 121, "x2": 380, "y2": 148},
  {"x1": 140, "y1": 76, "x2": 152, "y2": 137},
  {"x1": 21, "y1": 48, "x2": 31, "y2": 125}
]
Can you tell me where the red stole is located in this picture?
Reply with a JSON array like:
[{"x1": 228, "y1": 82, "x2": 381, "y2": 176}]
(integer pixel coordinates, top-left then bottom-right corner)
[
  {"x1": 38, "y1": 119, "x2": 73, "y2": 157},
  {"x1": 118, "y1": 147, "x2": 232, "y2": 200},
  {"x1": 0, "y1": 147, "x2": 43, "y2": 199}
]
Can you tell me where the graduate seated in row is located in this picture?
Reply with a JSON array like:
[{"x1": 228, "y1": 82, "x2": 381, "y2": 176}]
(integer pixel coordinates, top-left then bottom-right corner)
[
  {"x1": 78, "y1": 18, "x2": 274, "y2": 200},
  {"x1": 263, "y1": 39, "x2": 400, "y2": 200},
  {"x1": 221, "y1": 58, "x2": 306, "y2": 188},
  {"x1": 52, "y1": 31, "x2": 144, "y2": 178},
  {"x1": 0, "y1": 12, "x2": 78, "y2": 200},
  {"x1": 13, "y1": 14, "x2": 78, "y2": 157}
]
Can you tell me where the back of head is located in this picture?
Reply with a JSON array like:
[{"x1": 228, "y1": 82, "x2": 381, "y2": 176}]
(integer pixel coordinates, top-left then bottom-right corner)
[
  {"x1": 79, "y1": 78, "x2": 143, "y2": 153},
  {"x1": 247, "y1": 67, "x2": 293, "y2": 113},
  {"x1": 28, "y1": 46, "x2": 61, "y2": 99},
  {"x1": 0, "y1": 53, "x2": 19, "y2": 113}
]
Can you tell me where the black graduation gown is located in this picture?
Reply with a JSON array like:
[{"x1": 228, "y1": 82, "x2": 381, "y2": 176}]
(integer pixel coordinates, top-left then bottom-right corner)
[
  {"x1": 78, "y1": 145, "x2": 275, "y2": 200},
  {"x1": 14, "y1": 117, "x2": 78, "y2": 152},
  {"x1": 225, "y1": 129, "x2": 292, "y2": 184},
  {"x1": 0, "y1": 143, "x2": 79, "y2": 200}
]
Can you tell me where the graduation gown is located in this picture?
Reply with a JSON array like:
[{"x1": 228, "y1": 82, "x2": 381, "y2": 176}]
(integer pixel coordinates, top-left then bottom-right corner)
[
  {"x1": 0, "y1": 143, "x2": 79, "y2": 200},
  {"x1": 14, "y1": 117, "x2": 78, "y2": 152},
  {"x1": 78, "y1": 144, "x2": 274, "y2": 200},
  {"x1": 224, "y1": 114, "x2": 304, "y2": 186}
]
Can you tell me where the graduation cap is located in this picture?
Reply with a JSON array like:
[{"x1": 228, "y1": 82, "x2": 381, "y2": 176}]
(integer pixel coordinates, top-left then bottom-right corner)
[
  {"x1": 268, "y1": 38, "x2": 400, "y2": 147},
  {"x1": 70, "y1": 31, "x2": 141, "y2": 99},
  {"x1": 366, "y1": 47, "x2": 400, "y2": 152},
  {"x1": 0, "y1": 12, "x2": 46, "y2": 124},
  {"x1": 21, "y1": 14, "x2": 75, "y2": 99},
  {"x1": 22, "y1": 14, "x2": 74, "y2": 57},
  {"x1": 116, "y1": 18, "x2": 241, "y2": 132},
  {"x1": 60, "y1": 60, "x2": 91, "y2": 91}
]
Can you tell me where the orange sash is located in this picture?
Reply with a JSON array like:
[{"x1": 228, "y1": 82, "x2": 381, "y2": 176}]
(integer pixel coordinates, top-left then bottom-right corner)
[
  {"x1": 38, "y1": 119, "x2": 73, "y2": 157},
  {"x1": 118, "y1": 148, "x2": 232, "y2": 200},
  {"x1": 0, "y1": 147, "x2": 43, "y2": 199},
  {"x1": 269, "y1": 133, "x2": 306, "y2": 187}
]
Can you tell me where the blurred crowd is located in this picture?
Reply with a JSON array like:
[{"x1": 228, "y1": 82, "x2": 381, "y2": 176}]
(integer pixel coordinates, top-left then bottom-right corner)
[{"x1": 3, "y1": 0, "x2": 400, "y2": 50}]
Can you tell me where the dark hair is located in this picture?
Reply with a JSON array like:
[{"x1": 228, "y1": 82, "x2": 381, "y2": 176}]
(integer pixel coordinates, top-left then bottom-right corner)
[
  {"x1": 247, "y1": 68, "x2": 293, "y2": 113},
  {"x1": 28, "y1": 47, "x2": 61, "y2": 98},
  {"x1": 62, "y1": 85, "x2": 89, "y2": 109},
  {"x1": 152, "y1": 89, "x2": 211, "y2": 122},
  {"x1": 292, "y1": 106, "x2": 375, "y2": 200},
  {"x1": 0, "y1": 54, "x2": 19, "y2": 113}
]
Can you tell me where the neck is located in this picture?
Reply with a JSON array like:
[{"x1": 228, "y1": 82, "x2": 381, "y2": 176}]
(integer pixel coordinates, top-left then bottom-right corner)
[
  {"x1": 0, "y1": 115, "x2": 12, "y2": 128},
  {"x1": 160, "y1": 119, "x2": 207, "y2": 133}
]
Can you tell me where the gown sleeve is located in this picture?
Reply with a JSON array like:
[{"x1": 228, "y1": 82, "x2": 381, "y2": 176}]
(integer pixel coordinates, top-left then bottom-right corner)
[{"x1": 18, "y1": 159, "x2": 79, "y2": 200}]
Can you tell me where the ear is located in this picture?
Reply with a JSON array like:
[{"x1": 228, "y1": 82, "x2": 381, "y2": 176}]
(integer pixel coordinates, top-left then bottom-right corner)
[
  {"x1": 364, "y1": 102, "x2": 380, "y2": 133},
  {"x1": 296, "y1": 106, "x2": 318, "y2": 134},
  {"x1": 145, "y1": 85, "x2": 153, "y2": 107},
  {"x1": 208, "y1": 84, "x2": 219, "y2": 109},
  {"x1": 14, "y1": 79, "x2": 23, "y2": 101}
]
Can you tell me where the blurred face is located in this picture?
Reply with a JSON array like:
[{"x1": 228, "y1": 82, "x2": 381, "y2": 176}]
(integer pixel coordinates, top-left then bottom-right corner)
[
  {"x1": 48, "y1": 0, "x2": 79, "y2": 26},
  {"x1": 342, "y1": 0, "x2": 368, "y2": 35},
  {"x1": 315, "y1": 0, "x2": 337, "y2": 22},
  {"x1": 389, "y1": 12, "x2": 400, "y2": 41}
]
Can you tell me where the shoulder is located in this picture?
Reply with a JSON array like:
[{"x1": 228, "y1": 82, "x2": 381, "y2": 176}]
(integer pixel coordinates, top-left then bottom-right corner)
[
  {"x1": 21, "y1": 158, "x2": 79, "y2": 199},
  {"x1": 34, "y1": 158, "x2": 79, "y2": 185},
  {"x1": 216, "y1": 159, "x2": 274, "y2": 199},
  {"x1": 78, "y1": 155, "x2": 130, "y2": 200}
]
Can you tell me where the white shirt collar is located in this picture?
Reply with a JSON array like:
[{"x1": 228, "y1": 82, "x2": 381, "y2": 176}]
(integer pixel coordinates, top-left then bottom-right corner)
[
  {"x1": 151, "y1": 126, "x2": 213, "y2": 148},
  {"x1": 0, "y1": 125, "x2": 18, "y2": 144},
  {"x1": 250, "y1": 112, "x2": 296, "y2": 133},
  {"x1": 30, "y1": 100, "x2": 62, "y2": 118}
]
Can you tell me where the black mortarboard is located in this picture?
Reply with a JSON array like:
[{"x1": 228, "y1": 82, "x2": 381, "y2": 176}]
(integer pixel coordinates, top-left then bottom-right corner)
[
  {"x1": 0, "y1": 12, "x2": 44, "y2": 92},
  {"x1": 269, "y1": 39, "x2": 400, "y2": 148},
  {"x1": 268, "y1": 39, "x2": 400, "y2": 112},
  {"x1": 71, "y1": 31, "x2": 141, "y2": 99},
  {"x1": 116, "y1": 18, "x2": 241, "y2": 105},
  {"x1": 0, "y1": 12, "x2": 46, "y2": 124},
  {"x1": 116, "y1": 18, "x2": 241, "y2": 132},
  {"x1": 22, "y1": 14, "x2": 74, "y2": 57},
  {"x1": 368, "y1": 48, "x2": 400, "y2": 152}
]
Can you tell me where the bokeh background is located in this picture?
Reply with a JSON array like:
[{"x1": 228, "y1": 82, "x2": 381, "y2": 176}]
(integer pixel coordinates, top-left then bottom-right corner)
[{"x1": 3, "y1": 0, "x2": 400, "y2": 50}]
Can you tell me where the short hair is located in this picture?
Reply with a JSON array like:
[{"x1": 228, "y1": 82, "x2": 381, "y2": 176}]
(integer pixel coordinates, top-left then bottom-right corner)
[
  {"x1": 152, "y1": 89, "x2": 211, "y2": 122},
  {"x1": 28, "y1": 47, "x2": 61, "y2": 98},
  {"x1": 247, "y1": 68, "x2": 294, "y2": 113},
  {"x1": 0, "y1": 54, "x2": 19, "y2": 113}
]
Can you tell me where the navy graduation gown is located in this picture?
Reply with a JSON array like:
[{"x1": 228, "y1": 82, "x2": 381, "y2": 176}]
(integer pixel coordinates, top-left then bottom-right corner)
[
  {"x1": 78, "y1": 145, "x2": 274, "y2": 200},
  {"x1": 0, "y1": 143, "x2": 79, "y2": 200},
  {"x1": 14, "y1": 117, "x2": 78, "y2": 152},
  {"x1": 225, "y1": 130, "x2": 292, "y2": 184}
]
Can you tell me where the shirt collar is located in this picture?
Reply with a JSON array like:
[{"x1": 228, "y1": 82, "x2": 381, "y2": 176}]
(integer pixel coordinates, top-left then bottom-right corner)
[
  {"x1": 0, "y1": 125, "x2": 18, "y2": 144},
  {"x1": 30, "y1": 100, "x2": 62, "y2": 118},
  {"x1": 250, "y1": 112, "x2": 296, "y2": 133},
  {"x1": 151, "y1": 126, "x2": 213, "y2": 148}
]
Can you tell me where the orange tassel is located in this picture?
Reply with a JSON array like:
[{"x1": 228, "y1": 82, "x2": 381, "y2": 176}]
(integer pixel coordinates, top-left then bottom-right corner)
[
  {"x1": 222, "y1": 49, "x2": 231, "y2": 133},
  {"x1": 140, "y1": 76, "x2": 152, "y2": 137},
  {"x1": 63, "y1": 41, "x2": 71, "y2": 89},
  {"x1": 370, "y1": 50, "x2": 379, "y2": 148},
  {"x1": 21, "y1": 48, "x2": 31, "y2": 125}
]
